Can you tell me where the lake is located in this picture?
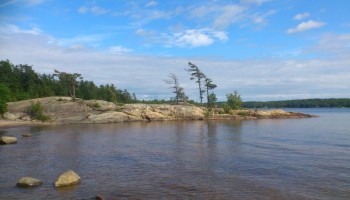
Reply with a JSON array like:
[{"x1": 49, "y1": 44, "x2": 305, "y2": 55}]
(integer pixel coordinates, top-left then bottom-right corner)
[{"x1": 0, "y1": 108, "x2": 349, "y2": 199}]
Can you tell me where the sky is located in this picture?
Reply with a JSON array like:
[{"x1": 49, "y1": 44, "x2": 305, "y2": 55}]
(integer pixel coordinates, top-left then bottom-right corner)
[{"x1": 0, "y1": 0, "x2": 349, "y2": 101}]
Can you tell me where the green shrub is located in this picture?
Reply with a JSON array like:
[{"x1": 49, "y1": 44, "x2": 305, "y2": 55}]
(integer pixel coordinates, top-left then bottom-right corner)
[
  {"x1": 204, "y1": 109, "x2": 212, "y2": 118},
  {"x1": 57, "y1": 98, "x2": 66, "y2": 102},
  {"x1": 237, "y1": 110, "x2": 249, "y2": 117},
  {"x1": 92, "y1": 103, "x2": 101, "y2": 108},
  {"x1": 29, "y1": 102, "x2": 49, "y2": 122},
  {"x1": 0, "y1": 83, "x2": 11, "y2": 116},
  {"x1": 226, "y1": 91, "x2": 242, "y2": 110},
  {"x1": 218, "y1": 109, "x2": 225, "y2": 114},
  {"x1": 223, "y1": 103, "x2": 231, "y2": 114},
  {"x1": 116, "y1": 102, "x2": 125, "y2": 106},
  {"x1": 0, "y1": 100, "x2": 8, "y2": 116}
]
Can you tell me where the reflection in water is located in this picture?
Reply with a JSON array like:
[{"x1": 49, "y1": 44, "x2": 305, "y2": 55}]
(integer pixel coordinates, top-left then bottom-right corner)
[{"x1": 1, "y1": 111, "x2": 350, "y2": 200}]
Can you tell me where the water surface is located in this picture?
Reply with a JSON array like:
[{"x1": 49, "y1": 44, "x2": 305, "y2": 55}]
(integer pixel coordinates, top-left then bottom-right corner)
[{"x1": 1, "y1": 108, "x2": 349, "y2": 199}]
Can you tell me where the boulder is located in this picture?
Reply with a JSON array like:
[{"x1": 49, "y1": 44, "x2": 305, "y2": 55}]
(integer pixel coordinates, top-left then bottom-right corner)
[
  {"x1": 3, "y1": 112, "x2": 18, "y2": 120},
  {"x1": 0, "y1": 136, "x2": 17, "y2": 144},
  {"x1": 85, "y1": 100, "x2": 118, "y2": 111},
  {"x1": 17, "y1": 177, "x2": 42, "y2": 187},
  {"x1": 87, "y1": 112, "x2": 131, "y2": 123},
  {"x1": 22, "y1": 133, "x2": 32, "y2": 137},
  {"x1": 54, "y1": 170, "x2": 81, "y2": 187}
]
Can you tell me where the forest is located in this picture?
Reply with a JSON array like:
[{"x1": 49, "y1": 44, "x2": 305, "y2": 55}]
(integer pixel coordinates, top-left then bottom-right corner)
[
  {"x1": 243, "y1": 98, "x2": 350, "y2": 108},
  {"x1": 0, "y1": 60, "x2": 136, "y2": 113}
]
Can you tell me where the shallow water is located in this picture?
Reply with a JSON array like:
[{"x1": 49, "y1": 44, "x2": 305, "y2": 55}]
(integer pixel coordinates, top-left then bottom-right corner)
[{"x1": 1, "y1": 108, "x2": 349, "y2": 199}]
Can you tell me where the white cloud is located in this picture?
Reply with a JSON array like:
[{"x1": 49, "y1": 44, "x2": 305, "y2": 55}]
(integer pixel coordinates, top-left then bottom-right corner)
[
  {"x1": 109, "y1": 45, "x2": 133, "y2": 54},
  {"x1": 25, "y1": 0, "x2": 46, "y2": 6},
  {"x1": 1, "y1": 25, "x2": 350, "y2": 101},
  {"x1": 212, "y1": 31, "x2": 228, "y2": 41},
  {"x1": 145, "y1": 1, "x2": 158, "y2": 7},
  {"x1": 287, "y1": 20, "x2": 326, "y2": 34},
  {"x1": 77, "y1": 6, "x2": 109, "y2": 15},
  {"x1": 251, "y1": 10, "x2": 276, "y2": 25},
  {"x1": 240, "y1": 0, "x2": 270, "y2": 5},
  {"x1": 91, "y1": 6, "x2": 109, "y2": 15},
  {"x1": 0, "y1": 0, "x2": 17, "y2": 8},
  {"x1": 307, "y1": 33, "x2": 350, "y2": 57},
  {"x1": 293, "y1": 12, "x2": 310, "y2": 20},
  {"x1": 174, "y1": 30, "x2": 213, "y2": 47},
  {"x1": 0, "y1": 24, "x2": 41, "y2": 35},
  {"x1": 135, "y1": 29, "x2": 146, "y2": 35},
  {"x1": 135, "y1": 28, "x2": 228, "y2": 48},
  {"x1": 0, "y1": 0, "x2": 47, "y2": 7},
  {"x1": 169, "y1": 29, "x2": 228, "y2": 47},
  {"x1": 78, "y1": 6, "x2": 88, "y2": 14},
  {"x1": 48, "y1": 34, "x2": 110, "y2": 47},
  {"x1": 214, "y1": 5, "x2": 246, "y2": 29},
  {"x1": 191, "y1": 4, "x2": 246, "y2": 29}
]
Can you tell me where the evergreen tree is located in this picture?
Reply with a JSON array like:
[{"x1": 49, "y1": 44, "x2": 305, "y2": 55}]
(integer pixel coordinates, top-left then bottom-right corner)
[
  {"x1": 53, "y1": 70, "x2": 83, "y2": 99},
  {"x1": 203, "y1": 75, "x2": 217, "y2": 108},
  {"x1": 164, "y1": 73, "x2": 188, "y2": 104},
  {"x1": 186, "y1": 62, "x2": 205, "y2": 105}
]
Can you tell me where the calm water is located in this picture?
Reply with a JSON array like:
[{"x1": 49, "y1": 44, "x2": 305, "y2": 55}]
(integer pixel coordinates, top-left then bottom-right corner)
[{"x1": 0, "y1": 108, "x2": 349, "y2": 200}]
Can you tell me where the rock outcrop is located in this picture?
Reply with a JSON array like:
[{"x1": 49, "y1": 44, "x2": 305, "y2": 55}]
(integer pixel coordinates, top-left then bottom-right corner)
[
  {"x1": 54, "y1": 170, "x2": 81, "y2": 187},
  {"x1": 16, "y1": 177, "x2": 42, "y2": 187},
  {"x1": 1, "y1": 97, "x2": 315, "y2": 126},
  {"x1": 0, "y1": 136, "x2": 18, "y2": 144}
]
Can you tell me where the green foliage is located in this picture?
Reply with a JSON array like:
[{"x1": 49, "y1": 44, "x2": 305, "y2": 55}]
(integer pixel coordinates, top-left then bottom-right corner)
[
  {"x1": 204, "y1": 109, "x2": 212, "y2": 118},
  {"x1": 0, "y1": 83, "x2": 12, "y2": 116},
  {"x1": 0, "y1": 59, "x2": 135, "y2": 104},
  {"x1": 244, "y1": 98, "x2": 350, "y2": 108},
  {"x1": 0, "y1": 100, "x2": 8, "y2": 116},
  {"x1": 208, "y1": 93, "x2": 217, "y2": 108},
  {"x1": 226, "y1": 91, "x2": 242, "y2": 110},
  {"x1": 186, "y1": 62, "x2": 205, "y2": 104},
  {"x1": 29, "y1": 102, "x2": 49, "y2": 122},
  {"x1": 217, "y1": 109, "x2": 225, "y2": 114},
  {"x1": 53, "y1": 69, "x2": 83, "y2": 98},
  {"x1": 222, "y1": 103, "x2": 231, "y2": 114},
  {"x1": 92, "y1": 103, "x2": 101, "y2": 109},
  {"x1": 204, "y1": 76, "x2": 217, "y2": 108},
  {"x1": 237, "y1": 110, "x2": 249, "y2": 117},
  {"x1": 165, "y1": 73, "x2": 188, "y2": 104}
]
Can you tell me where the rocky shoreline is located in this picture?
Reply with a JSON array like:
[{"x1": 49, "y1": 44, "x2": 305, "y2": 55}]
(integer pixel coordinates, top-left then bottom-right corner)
[{"x1": 0, "y1": 97, "x2": 316, "y2": 128}]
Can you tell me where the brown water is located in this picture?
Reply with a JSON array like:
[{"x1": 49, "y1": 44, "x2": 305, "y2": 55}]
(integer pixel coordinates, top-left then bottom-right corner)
[{"x1": 1, "y1": 108, "x2": 349, "y2": 200}]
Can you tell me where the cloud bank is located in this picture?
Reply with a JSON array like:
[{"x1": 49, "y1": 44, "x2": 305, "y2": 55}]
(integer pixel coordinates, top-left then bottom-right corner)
[
  {"x1": 1, "y1": 25, "x2": 349, "y2": 101},
  {"x1": 287, "y1": 20, "x2": 326, "y2": 34}
]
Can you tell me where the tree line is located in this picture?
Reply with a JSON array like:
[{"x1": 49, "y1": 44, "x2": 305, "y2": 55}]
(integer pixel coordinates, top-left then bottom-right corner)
[
  {"x1": 243, "y1": 98, "x2": 350, "y2": 108},
  {"x1": 0, "y1": 60, "x2": 136, "y2": 114}
]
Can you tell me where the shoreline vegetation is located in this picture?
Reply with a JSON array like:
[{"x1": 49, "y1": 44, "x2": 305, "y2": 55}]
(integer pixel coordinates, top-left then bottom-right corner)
[{"x1": 0, "y1": 97, "x2": 316, "y2": 128}]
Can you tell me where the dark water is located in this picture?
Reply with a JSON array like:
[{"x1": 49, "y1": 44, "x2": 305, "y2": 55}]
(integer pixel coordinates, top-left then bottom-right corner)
[{"x1": 1, "y1": 108, "x2": 349, "y2": 200}]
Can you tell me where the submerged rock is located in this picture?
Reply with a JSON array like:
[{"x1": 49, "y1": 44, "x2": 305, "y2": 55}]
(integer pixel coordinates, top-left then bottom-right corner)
[
  {"x1": 22, "y1": 133, "x2": 32, "y2": 137},
  {"x1": 17, "y1": 177, "x2": 42, "y2": 187},
  {"x1": 0, "y1": 136, "x2": 17, "y2": 144},
  {"x1": 54, "y1": 170, "x2": 81, "y2": 187},
  {"x1": 95, "y1": 195, "x2": 105, "y2": 200}
]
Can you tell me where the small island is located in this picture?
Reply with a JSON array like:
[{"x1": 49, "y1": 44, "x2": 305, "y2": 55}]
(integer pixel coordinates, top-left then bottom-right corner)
[{"x1": 0, "y1": 96, "x2": 315, "y2": 128}]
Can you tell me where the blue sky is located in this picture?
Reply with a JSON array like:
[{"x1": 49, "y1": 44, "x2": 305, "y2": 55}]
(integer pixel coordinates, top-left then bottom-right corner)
[{"x1": 0, "y1": 0, "x2": 349, "y2": 101}]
